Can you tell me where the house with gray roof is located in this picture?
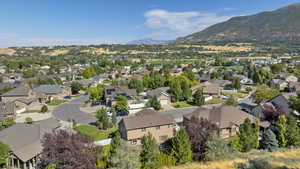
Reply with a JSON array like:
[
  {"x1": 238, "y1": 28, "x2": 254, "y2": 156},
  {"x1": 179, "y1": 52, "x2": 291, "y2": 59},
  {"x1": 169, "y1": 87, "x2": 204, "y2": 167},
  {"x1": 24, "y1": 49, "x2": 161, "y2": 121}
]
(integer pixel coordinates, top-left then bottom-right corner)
[
  {"x1": 118, "y1": 109, "x2": 176, "y2": 144},
  {"x1": 105, "y1": 86, "x2": 137, "y2": 107},
  {"x1": 0, "y1": 102, "x2": 16, "y2": 122},
  {"x1": 33, "y1": 85, "x2": 70, "y2": 101},
  {"x1": 183, "y1": 104, "x2": 258, "y2": 138},
  {"x1": 0, "y1": 118, "x2": 60, "y2": 169},
  {"x1": 147, "y1": 87, "x2": 170, "y2": 105}
]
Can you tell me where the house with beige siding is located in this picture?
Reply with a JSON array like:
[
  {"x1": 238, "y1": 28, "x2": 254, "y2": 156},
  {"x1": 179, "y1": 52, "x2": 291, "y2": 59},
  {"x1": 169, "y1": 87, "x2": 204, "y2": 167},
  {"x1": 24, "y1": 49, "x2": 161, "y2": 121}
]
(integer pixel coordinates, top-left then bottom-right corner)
[{"x1": 118, "y1": 109, "x2": 176, "y2": 145}]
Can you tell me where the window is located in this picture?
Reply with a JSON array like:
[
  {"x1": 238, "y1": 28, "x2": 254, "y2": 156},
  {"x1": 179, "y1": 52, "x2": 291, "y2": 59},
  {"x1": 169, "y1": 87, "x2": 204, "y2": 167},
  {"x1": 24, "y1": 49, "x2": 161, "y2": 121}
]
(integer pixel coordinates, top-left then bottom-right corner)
[
  {"x1": 156, "y1": 126, "x2": 160, "y2": 130},
  {"x1": 141, "y1": 128, "x2": 146, "y2": 132},
  {"x1": 131, "y1": 139, "x2": 137, "y2": 145}
]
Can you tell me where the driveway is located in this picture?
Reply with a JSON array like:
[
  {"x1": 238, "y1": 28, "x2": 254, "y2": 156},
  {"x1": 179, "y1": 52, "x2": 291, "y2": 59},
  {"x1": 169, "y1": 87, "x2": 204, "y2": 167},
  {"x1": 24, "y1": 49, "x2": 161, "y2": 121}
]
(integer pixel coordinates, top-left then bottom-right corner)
[{"x1": 53, "y1": 96, "x2": 97, "y2": 125}]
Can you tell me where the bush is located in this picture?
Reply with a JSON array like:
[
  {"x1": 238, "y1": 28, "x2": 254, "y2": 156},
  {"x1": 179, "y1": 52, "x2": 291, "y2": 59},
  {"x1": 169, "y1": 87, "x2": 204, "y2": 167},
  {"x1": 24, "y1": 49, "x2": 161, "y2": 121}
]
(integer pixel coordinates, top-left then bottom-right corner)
[
  {"x1": 228, "y1": 135, "x2": 243, "y2": 152},
  {"x1": 157, "y1": 153, "x2": 176, "y2": 168},
  {"x1": 25, "y1": 117, "x2": 33, "y2": 124},
  {"x1": 40, "y1": 105, "x2": 48, "y2": 113},
  {"x1": 236, "y1": 158, "x2": 279, "y2": 169},
  {"x1": 261, "y1": 128, "x2": 278, "y2": 152}
]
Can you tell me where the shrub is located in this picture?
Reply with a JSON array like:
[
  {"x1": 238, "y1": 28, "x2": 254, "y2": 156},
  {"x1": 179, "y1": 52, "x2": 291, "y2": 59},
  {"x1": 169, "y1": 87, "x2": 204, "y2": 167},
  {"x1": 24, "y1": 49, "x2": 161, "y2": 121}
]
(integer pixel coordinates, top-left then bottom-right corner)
[
  {"x1": 228, "y1": 135, "x2": 243, "y2": 152},
  {"x1": 261, "y1": 128, "x2": 278, "y2": 152},
  {"x1": 25, "y1": 117, "x2": 33, "y2": 124},
  {"x1": 40, "y1": 105, "x2": 48, "y2": 113},
  {"x1": 157, "y1": 153, "x2": 176, "y2": 167}
]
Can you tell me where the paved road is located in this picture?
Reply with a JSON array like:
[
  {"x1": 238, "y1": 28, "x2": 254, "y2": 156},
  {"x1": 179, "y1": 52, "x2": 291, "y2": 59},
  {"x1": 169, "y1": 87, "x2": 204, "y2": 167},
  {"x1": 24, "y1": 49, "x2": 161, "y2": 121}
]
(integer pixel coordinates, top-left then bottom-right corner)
[{"x1": 53, "y1": 96, "x2": 97, "y2": 125}]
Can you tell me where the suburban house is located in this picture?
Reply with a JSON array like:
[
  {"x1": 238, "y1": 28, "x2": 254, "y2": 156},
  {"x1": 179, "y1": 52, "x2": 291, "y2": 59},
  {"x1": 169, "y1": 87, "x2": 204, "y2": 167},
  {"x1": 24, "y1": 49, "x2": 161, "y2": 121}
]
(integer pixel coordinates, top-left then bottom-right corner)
[
  {"x1": 196, "y1": 82, "x2": 221, "y2": 98},
  {"x1": 118, "y1": 109, "x2": 176, "y2": 145},
  {"x1": 183, "y1": 104, "x2": 257, "y2": 138},
  {"x1": 0, "y1": 118, "x2": 60, "y2": 169},
  {"x1": 105, "y1": 86, "x2": 137, "y2": 106},
  {"x1": 0, "y1": 102, "x2": 16, "y2": 122},
  {"x1": 33, "y1": 85, "x2": 70, "y2": 101},
  {"x1": 147, "y1": 87, "x2": 170, "y2": 106},
  {"x1": 270, "y1": 73, "x2": 298, "y2": 90},
  {"x1": 0, "y1": 87, "x2": 44, "y2": 113},
  {"x1": 251, "y1": 94, "x2": 291, "y2": 121}
]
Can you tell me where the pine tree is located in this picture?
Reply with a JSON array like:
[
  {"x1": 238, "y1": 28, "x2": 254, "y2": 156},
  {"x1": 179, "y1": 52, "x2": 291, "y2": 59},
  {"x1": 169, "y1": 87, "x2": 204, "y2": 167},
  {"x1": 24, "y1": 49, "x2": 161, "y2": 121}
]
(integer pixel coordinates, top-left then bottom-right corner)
[
  {"x1": 109, "y1": 132, "x2": 121, "y2": 166},
  {"x1": 286, "y1": 116, "x2": 300, "y2": 147},
  {"x1": 111, "y1": 111, "x2": 117, "y2": 126},
  {"x1": 254, "y1": 119, "x2": 260, "y2": 148},
  {"x1": 261, "y1": 128, "x2": 279, "y2": 152},
  {"x1": 278, "y1": 115, "x2": 287, "y2": 147},
  {"x1": 238, "y1": 118, "x2": 256, "y2": 152},
  {"x1": 204, "y1": 131, "x2": 232, "y2": 161},
  {"x1": 193, "y1": 88, "x2": 205, "y2": 106},
  {"x1": 140, "y1": 133, "x2": 159, "y2": 169},
  {"x1": 171, "y1": 128, "x2": 193, "y2": 164}
]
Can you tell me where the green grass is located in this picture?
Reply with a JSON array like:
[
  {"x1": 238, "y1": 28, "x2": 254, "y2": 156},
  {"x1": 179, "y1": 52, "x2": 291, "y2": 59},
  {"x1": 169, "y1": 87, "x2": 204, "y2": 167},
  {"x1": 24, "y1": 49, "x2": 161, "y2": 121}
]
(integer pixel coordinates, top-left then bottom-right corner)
[
  {"x1": 74, "y1": 125, "x2": 117, "y2": 141},
  {"x1": 22, "y1": 109, "x2": 50, "y2": 114},
  {"x1": 222, "y1": 92, "x2": 246, "y2": 98},
  {"x1": 172, "y1": 101, "x2": 193, "y2": 108},
  {"x1": 205, "y1": 99, "x2": 225, "y2": 105},
  {"x1": 21, "y1": 110, "x2": 40, "y2": 114},
  {"x1": 47, "y1": 99, "x2": 67, "y2": 106}
]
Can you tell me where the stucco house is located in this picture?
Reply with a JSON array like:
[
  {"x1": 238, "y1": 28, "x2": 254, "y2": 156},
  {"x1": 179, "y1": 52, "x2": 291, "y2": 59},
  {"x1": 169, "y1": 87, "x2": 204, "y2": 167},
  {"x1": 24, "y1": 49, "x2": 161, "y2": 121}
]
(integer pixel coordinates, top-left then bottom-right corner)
[{"x1": 118, "y1": 109, "x2": 176, "y2": 145}]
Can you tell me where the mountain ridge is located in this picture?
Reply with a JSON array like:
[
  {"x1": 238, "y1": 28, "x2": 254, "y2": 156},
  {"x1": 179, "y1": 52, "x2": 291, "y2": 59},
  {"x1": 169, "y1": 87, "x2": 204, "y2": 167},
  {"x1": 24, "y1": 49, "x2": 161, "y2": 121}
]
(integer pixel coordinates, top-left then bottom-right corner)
[{"x1": 175, "y1": 3, "x2": 300, "y2": 44}]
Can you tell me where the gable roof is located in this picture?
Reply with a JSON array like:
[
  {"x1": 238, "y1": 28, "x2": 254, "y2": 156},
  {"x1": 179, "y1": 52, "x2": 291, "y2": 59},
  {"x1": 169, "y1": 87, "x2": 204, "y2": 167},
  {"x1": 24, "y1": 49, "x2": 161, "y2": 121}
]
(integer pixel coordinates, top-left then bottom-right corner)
[
  {"x1": 120, "y1": 109, "x2": 175, "y2": 130},
  {"x1": 147, "y1": 87, "x2": 170, "y2": 97},
  {"x1": 1, "y1": 87, "x2": 30, "y2": 97},
  {"x1": 33, "y1": 85, "x2": 64, "y2": 95},
  {"x1": 105, "y1": 86, "x2": 137, "y2": 99},
  {"x1": 0, "y1": 118, "x2": 60, "y2": 162},
  {"x1": 184, "y1": 104, "x2": 256, "y2": 128},
  {"x1": 0, "y1": 102, "x2": 15, "y2": 120}
]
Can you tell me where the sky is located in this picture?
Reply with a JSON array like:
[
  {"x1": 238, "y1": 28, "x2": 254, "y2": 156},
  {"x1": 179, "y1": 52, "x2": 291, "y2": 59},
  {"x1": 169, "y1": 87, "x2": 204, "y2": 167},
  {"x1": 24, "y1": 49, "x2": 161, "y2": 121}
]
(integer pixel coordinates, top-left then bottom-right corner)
[{"x1": 0, "y1": 0, "x2": 299, "y2": 47}]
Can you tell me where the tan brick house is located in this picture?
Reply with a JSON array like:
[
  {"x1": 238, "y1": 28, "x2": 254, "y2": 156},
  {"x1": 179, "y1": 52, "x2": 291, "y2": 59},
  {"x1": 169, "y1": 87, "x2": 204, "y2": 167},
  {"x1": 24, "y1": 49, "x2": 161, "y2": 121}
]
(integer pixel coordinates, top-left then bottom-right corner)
[{"x1": 118, "y1": 109, "x2": 176, "y2": 145}]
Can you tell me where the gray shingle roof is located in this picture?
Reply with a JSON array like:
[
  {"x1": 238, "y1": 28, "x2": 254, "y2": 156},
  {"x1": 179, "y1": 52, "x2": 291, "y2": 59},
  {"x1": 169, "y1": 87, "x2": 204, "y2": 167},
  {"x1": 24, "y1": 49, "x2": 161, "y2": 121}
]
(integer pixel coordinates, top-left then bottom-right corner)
[
  {"x1": 33, "y1": 85, "x2": 64, "y2": 95},
  {"x1": 0, "y1": 118, "x2": 60, "y2": 162},
  {"x1": 1, "y1": 87, "x2": 29, "y2": 97},
  {"x1": 0, "y1": 102, "x2": 15, "y2": 120},
  {"x1": 184, "y1": 104, "x2": 257, "y2": 128},
  {"x1": 120, "y1": 109, "x2": 175, "y2": 130}
]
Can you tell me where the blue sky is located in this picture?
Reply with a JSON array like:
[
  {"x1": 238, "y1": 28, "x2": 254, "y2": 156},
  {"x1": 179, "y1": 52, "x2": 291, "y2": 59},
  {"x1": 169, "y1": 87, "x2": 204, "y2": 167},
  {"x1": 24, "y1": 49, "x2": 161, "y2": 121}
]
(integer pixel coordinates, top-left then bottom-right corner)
[{"x1": 0, "y1": 0, "x2": 299, "y2": 47}]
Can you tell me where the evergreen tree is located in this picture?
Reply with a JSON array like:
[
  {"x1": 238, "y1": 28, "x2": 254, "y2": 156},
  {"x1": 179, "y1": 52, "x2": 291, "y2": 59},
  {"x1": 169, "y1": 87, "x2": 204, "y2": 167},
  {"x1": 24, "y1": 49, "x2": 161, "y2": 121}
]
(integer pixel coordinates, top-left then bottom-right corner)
[
  {"x1": 147, "y1": 96, "x2": 162, "y2": 110},
  {"x1": 193, "y1": 88, "x2": 205, "y2": 106},
  {"x1": 232, "y1": 77, "x2": 241, "y2": 90},
  {"x1": 181, "y1": 78, "x2": 192, "y2": 101},
  {"x1": 277, "y1": 115, "x2": 287, "y2": 147},
  {"x1": 140, "y1": 133, "x2": 159, "y2": 169},
  {"x1": 171, "y1": 128, "x2": 193, "y2": 164},
  {"x1": 255, "y1": 119, "x2": 260, "y2": 148},
  {"x1": 261, "y1": 128, "x2": 279, "y2": 152},
  {"x1": 109, "y1": 131, "x2": 122, "y2": 165},
  {"x1": 286, "y1": 116, "x2": 300, "y2": 147},
  {"x1": 204, "y1": 131, "x2": 232, "y2": 161},
  {"x1": 238, "y1": 118, "x2": 257, "y2": 152}
]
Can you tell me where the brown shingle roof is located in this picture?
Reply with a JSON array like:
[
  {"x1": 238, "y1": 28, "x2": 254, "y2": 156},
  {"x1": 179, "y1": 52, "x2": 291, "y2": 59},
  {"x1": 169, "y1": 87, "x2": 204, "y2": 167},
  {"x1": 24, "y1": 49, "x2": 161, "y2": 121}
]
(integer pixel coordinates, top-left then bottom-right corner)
[
  {"x1": 184, "y1": 104, "x2": 256, "y2": 128},
  {"x1": 121, "y1": 109, "x2": 175, "y2": 130}
]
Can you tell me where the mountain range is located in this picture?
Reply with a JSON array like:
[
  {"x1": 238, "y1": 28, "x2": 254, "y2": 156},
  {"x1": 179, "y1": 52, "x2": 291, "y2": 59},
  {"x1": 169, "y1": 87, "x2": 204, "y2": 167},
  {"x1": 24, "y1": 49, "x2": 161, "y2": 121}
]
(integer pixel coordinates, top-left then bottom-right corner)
[
  {"x1": 176, "y1": 3, "x2": 300, "y2": 44},
  {"x1": 127, "y1": 38, "x2": 171, "y2": 45}
]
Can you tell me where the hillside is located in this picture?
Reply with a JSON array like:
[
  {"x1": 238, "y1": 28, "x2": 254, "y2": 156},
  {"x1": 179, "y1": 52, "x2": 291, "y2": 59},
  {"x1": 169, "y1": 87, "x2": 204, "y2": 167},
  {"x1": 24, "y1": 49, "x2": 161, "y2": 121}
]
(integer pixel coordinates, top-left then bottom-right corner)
[
  {"x1": 176, "y1": 3, "x2": 300, "y2": 44},
  {"x1": 163, "y1": 148, "x2": 300, "y2": 169}
]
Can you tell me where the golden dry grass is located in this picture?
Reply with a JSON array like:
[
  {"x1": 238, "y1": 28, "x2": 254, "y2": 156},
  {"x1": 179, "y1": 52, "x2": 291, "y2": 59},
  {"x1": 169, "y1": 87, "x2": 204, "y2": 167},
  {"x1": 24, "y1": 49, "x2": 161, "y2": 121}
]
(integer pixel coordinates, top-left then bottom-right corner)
[
  {"x1": 0, "y1": 48, "x2": 15, "y2": 55},
  {"x1": 163, "y1": 148, "x2": 300, "y2": 169}
]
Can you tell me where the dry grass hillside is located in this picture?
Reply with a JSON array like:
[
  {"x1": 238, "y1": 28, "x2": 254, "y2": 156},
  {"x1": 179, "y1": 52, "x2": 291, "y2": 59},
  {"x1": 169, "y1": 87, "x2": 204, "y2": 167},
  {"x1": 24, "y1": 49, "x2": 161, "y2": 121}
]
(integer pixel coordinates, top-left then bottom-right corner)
[
  {"x1": 163, "y1": 148, "x2": 300, "y2": 169},
  {"x1": 0, "y1": 48, "x2": 15, "y2": 55}
]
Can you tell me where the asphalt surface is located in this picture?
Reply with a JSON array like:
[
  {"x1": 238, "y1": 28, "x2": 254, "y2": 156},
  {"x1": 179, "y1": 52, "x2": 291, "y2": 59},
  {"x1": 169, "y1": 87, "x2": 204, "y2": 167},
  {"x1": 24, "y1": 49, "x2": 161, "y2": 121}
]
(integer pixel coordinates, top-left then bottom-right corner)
[{"x1": 53, "y1": 96, "x2": 97, "y2": 125}]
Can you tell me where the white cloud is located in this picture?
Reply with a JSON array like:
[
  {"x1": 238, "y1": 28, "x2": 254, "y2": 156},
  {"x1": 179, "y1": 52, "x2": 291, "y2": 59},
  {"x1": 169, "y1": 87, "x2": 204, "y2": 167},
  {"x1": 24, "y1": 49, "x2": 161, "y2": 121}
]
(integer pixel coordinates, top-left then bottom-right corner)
[
  {"x1": 144, "y1": 9, "x2": 233, "y2": 39},
  {"x1": 0, "y1": 34, "x2": 119, "y2": 48}
]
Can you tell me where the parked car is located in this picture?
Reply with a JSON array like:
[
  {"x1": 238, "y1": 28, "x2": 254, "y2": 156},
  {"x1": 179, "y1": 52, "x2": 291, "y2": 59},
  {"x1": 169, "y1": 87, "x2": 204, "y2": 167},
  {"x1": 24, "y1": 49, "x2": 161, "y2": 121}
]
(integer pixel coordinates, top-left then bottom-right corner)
[{"x1": 64, "y1": 96, "x2": 71, "y2": 99}]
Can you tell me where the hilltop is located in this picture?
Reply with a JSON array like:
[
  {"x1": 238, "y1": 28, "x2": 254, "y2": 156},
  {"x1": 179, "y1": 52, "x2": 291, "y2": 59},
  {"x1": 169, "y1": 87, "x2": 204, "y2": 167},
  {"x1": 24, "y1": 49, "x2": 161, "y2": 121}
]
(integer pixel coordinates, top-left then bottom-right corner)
[{"x1": 176, "y1": 3, "x2": 300, "y2": 44}]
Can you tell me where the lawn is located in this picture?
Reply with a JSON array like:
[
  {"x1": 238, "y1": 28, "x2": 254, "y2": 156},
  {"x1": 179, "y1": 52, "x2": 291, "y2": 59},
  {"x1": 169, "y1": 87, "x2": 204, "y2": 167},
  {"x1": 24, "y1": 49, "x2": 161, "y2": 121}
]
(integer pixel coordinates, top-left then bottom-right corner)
[
  {"x1": 172, "y1": 101, "x2": 194, "y2": 108},
  {"x1": 74, "y1": 125, "x2": 117, "y2": 141},
  {"x1": 205, "y1": 99, "x2": 225, "y2": 105},
  {"x1": 47, "y1": 99, "x2": 67, "y2": 106},
  {"x1": 222, "y1": 92, "x2": 246, "y2": 98},
  {"x1": 21, "y1": 110, "x2": 40, "y2": 114}
]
